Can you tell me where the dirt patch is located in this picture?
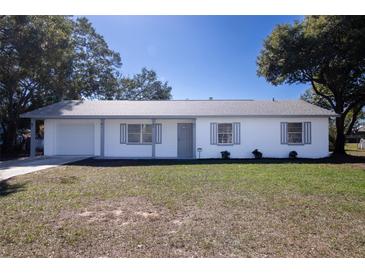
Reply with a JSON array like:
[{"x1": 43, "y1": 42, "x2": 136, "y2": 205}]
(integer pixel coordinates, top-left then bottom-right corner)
[
  {"x1": 350, "y1": 163, "x2": 365, "y2": 170},
  {"x1": 59, "y1": 196, "x2": 171, "y2": 226},
  {"x1": 78, "y1": 211, "x2": 93, "y2": 217},
  {"x1": 135, "y1": 211, "x2": 161, "y2": 220}
]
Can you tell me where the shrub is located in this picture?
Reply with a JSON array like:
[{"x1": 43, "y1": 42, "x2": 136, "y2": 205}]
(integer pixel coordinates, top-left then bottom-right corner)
[
  {"x1": 289, "y1": 150, "x2": 298, "y2": 159},
  {"x1": 252, "y1": 149, "x2": 262, "y2": 159},
  {"x1": 220, "y1": 150, "x2": 231, "y2": 160}
]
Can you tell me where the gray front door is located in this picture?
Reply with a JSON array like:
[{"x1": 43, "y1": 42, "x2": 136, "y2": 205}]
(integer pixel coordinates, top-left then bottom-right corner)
[{"x1": 177, "y1": 123, "x2": 193, "y2": 158}]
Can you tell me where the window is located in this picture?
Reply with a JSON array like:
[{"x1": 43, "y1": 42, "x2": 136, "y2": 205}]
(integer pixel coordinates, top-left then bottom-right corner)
[
  {"x1": 217, "y1": 123, "x2": 233, "y2": 144},
  {"x1": 287, "y1": 122, "x2": 303, "y2": 144},
  {"x1": 127, "y1": 124, "x2": 152, "y2": 144},
  {"x1": 142, "y1": 124, "x2": 153, "y2": 143},
  {"x1": 127, "y1": 124, "x2": 141, "y2": 143}
]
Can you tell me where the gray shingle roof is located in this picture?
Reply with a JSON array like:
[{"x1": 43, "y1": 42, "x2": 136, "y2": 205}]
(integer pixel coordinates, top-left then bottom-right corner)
[{"x1": 20, "y1": 100, "x2": 336, "y2": 118}]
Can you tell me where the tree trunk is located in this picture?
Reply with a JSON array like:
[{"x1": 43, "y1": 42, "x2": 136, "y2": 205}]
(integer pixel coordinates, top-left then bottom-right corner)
[{"x1": 333, "y1": 115, "x2": 346, "y2": 155}]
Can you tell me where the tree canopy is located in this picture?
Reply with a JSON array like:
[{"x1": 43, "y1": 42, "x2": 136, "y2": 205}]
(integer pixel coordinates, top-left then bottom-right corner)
[
  {"x1": 257, "y1": 16, "x2": 365, "y2": 154},
  {"x1": 111, "y1": 68, "x2": 172, "y2": 100},
  {"x1": 0, "y1": 16, "x2": 172, "y2": 153}
]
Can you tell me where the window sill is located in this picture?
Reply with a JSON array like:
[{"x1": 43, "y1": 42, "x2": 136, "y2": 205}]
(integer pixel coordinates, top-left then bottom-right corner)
[
  {"x1": 286, "y1": 143, "x2": 305, "y2": 146},
  {"x1": 126, "y1": 143, "x2": 153, "y2": 145},
  {"x1": 216, "y1": 143, "x2": 235, "y2": 146}
]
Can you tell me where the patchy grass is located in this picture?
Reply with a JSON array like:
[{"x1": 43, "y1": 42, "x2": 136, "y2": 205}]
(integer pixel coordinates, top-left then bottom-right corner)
[
  {"x1": 345, "y1": 143, "x2": 365, "y2": 157},
  {"x1": 0, "y1": 159, "x2": 365, "y2": 257}
]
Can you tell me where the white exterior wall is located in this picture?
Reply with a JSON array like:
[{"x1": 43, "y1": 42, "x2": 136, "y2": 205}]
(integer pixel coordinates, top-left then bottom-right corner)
[
  {"x1": 104, "y1": 119, "x2": 193, "y2": 158},
  {"x1": 155, "y1": 119, "x2": 193, "y2": 158},
  {"x1": 104, "y1": 119, "x2": 152, "y2": 158},
  {"x1": 44, "y1": 119, "x2": 101, "y2": 156},
  {"x1": 195, "y1": 117, "x2": 329, "y2": 159},
  {"x1": 44, "y1": 116, "x2": 329, "y2": 159}
]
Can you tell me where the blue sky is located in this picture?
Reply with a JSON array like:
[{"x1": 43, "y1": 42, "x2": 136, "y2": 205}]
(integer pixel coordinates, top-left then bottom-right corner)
[{"x1": 86, "y1": 16, "x2": 308, "y2": 100}]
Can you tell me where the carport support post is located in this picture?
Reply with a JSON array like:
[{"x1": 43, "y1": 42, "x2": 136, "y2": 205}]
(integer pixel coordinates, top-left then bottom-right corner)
[
  {"x1": 30, "y1": 118, "x2": 36, "y2": 158},
  {"x1": 152, "y1": 118, "x2": 156, "y2": 159},
  {"x1": 100, "y1": 118, "x2": 105, "y2": 157},
  {"x1": 193, "y1": 118, "x2": 196, "y2": 159}
]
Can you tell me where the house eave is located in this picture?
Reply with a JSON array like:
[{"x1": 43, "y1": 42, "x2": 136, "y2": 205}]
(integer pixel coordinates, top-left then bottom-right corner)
[{"x1": 20, "y1": 114, "x2": 337, "y2": 119}]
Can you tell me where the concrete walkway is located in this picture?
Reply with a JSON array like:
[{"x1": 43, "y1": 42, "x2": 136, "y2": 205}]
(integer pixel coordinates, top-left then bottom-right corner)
[{"x1": 0, "y1": 156, "x2": 89, "y2": 181}]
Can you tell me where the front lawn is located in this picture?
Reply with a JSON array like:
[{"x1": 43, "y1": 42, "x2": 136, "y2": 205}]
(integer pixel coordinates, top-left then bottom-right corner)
[{"x1": 1, "y1": 159, "x2": 365, "y2": 257}]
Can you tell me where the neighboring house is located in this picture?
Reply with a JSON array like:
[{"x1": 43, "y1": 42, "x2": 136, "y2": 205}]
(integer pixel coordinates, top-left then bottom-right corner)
[
  {"x1": 20, "y1": 100, "x2": 336, "y2": 159},
  {"x1": 346, "y1": 124, "x2": 365, "y2": 143},
  {"x1": 355, "y1": 125, "x2": 365, "y2": 139},
  {"x1": 359, "y1": 126, "x2": 365, "y2": 134}
]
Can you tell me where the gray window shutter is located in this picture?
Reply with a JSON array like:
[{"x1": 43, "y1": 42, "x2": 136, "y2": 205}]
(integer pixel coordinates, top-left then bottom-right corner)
[
  {"x1": 304, "y1": 122, "x2": 311, "y2": 144},
  {"x1": 233, "y1": 122, "x2": 241, "y2": 145},
  {"x1": 280, "y1": 122, "x2": 288, "y2": 144},
  {"x1": 155, "y1": 123, "x2": 162, "y2": 144},
  {"x1": 210, "y1": 123, "x2": 217, "y2": 145},
  {"x1": 120, "y1": 123, "x2": 127, "y2": 144}
]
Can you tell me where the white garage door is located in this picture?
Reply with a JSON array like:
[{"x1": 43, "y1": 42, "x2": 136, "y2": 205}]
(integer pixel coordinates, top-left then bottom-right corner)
[{"x1": 55, "y1": 123, "x2": 95, "y2": 155}]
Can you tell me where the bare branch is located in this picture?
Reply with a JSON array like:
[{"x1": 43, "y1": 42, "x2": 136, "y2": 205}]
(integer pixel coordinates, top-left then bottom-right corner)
[
  {"x1": 343, "y1": 99, "x2": 365, "y2": 117},
  {"x1": 310, "y1": 80, "x2": 336, "y2": 110},
  {"x1": 345, "y1": 104, "x2": 363, "y2": 135}
]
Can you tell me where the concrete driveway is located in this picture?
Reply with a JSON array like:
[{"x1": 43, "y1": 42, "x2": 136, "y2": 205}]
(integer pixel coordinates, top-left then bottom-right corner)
[{"x1": 0, "y1": 156, "x2": 89, "y2": 181}]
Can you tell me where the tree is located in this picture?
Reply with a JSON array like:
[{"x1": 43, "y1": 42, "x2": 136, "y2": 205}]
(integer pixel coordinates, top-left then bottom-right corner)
[
  {"x1": 300, "y1": 89, "x2": 332, "y2": 110},
  {"x1": 257, "y1": 16, "x2": 365, "y2": 155},
  {"x1": 0, "y1": 16, "x2": 122, "y2": 152},
  {"x1": 68, "y1": 17, "x2": 122, "y2": 100},
  {"x1": 1, "y1": 16, "x2": 172, "y2": 154},
  {"x1": 301, "y1": 89, "x2": 364, "y2": 136},
  {"x1": 110, "y1": 68, "x2": 172, "y2": 100},
  {"x1": 301, "y1": 89, "x2": 364, "y2": 149}
]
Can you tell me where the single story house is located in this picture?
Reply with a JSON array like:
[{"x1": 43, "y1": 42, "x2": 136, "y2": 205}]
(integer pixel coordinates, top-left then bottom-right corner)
[{"x1": 21, "y1": 99, "x2": 336, "y2": 159}]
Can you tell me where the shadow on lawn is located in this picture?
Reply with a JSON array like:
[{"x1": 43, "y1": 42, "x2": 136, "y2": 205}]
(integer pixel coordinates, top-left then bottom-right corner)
[
  {"x1": 0, "y1": 180, "x2": 26, "y2": 197},
  {"x1": 68, "y1": 155, "x2": 365, "y2": 168}
]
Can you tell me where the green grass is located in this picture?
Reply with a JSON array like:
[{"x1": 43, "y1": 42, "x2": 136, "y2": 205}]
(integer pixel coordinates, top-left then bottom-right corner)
[{"x1": 1, "y1": 160, "x2": 365, "y2": 257}]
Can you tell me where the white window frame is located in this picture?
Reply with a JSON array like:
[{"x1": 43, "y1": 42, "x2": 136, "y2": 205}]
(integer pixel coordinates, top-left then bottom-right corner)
[
  {"x1": 287, "y1": 122, "x2": 304, "y2": 145},
  {"x1": 127, "y1": 124, "x2": 153, "y2": 144},
  {"x1": 217, "y1": 123, "x2": 233, "y2": 145}
]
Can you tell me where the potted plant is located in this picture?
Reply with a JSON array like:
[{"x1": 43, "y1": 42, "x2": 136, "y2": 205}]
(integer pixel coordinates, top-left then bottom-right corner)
[
  {"x1": 220, "y1": 150, "x2": 231, "y2": 160},
  {"x1": 252, "y1": 149, "x2": 263, "y2": 159},
  {"x1": 289, "y1": 150, "x2": 298, "y2": 159}
]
